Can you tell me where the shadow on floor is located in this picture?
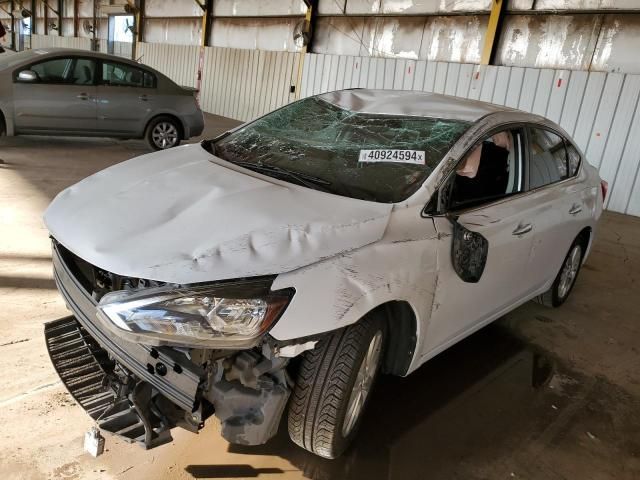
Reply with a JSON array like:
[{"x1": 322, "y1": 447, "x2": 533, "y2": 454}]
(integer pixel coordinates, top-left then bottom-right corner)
[
  {"x1": 0, "y1": 275, "x2": 57, "y2": 290},
  {"x1": 185, "y1": 464, "x2": 288, "y2": 478},
  {"x1": 192, "y1": 323, "x2": 572, "y2": 480}
]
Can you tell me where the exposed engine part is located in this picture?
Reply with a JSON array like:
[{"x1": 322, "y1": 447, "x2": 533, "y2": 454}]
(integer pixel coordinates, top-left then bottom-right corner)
[
  {"x1": 275, "y1": 340, "x2": 317, "y2": 358},
  {"x1": 224, "y1": 344, "x2": 288, "y2": 389},
  {"x1": 205, "y1": 344, "x2": 291, "y2": 446}
]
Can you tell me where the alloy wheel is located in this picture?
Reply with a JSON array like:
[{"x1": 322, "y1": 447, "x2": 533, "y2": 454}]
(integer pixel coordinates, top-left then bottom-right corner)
[
  {"x1": 152, "y1": 122, "x2": 179, "y2": 149},
  {"x1": 342, "y1": 330, "x2": 383, "y2": 437},
  {"x1": 558, "y1": 244, "x2": 582, "y2": 299}
]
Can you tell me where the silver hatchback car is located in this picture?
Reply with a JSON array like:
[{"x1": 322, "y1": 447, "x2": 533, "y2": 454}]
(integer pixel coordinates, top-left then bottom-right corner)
[{"x1": 0, "y1": 48, "x2": 203, "y2": 149}]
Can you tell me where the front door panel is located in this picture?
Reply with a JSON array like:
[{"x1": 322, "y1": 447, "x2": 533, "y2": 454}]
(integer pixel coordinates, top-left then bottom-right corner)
[
  {"x1": 13, "y1": 84, "x2": 97, "y2": 133},
  {"x1": 420, "y1": 196, "x2": 536, "y2": 359}
]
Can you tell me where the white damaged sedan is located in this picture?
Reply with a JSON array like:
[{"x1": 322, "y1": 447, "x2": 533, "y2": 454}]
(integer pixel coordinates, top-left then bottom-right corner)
[{"x1": 43, "y1": 89, "x2": 605, "y2": 458}]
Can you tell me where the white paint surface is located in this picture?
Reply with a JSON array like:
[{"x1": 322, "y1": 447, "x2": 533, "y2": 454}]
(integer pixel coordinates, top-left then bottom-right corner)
[{"x1": 44, "y1": 143, "x2": 392, "y2": 284}]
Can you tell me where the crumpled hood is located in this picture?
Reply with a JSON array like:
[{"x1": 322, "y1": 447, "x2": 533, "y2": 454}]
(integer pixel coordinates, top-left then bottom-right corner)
[{"x1": 44, "y1": 144, "x2": 393, "y2": 284}]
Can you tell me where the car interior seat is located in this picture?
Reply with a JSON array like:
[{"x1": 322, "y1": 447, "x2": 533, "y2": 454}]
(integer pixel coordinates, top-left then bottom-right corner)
[{"x1": 452, "y1": 140, "x2": 510, "y2": 206}]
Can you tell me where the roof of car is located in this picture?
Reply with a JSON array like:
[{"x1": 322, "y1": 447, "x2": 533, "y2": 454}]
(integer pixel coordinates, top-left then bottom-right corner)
[
  {"x1": 318, "y1": 89, "x2": 514, "y2": 122},
  {"x1": 3, "y1": 48, "x2": 152, "y2": 71}
]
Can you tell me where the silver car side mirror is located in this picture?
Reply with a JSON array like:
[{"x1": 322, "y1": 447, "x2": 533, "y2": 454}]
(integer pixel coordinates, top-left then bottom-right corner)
[{"x1": 17, "y1": 70, "x2": 38, "y2": 82}]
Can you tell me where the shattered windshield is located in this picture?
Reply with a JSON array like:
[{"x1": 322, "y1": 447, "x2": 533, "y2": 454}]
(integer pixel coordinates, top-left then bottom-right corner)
[{"x1": 213, "y1": 97, "x2": 471, "y2": 203}]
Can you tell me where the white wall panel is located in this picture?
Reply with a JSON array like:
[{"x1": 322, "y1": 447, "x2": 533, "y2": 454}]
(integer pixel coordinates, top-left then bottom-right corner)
[
  {"x1": 199, "y1": 45, "x2": 299, "y2": 121},
  {"x1": 213, "y1": 0, "x2": 306, "y2": 16},
  {"x1": 137, "y1": 42, "x2": 200, "y2": 87},
  {"x1": 31, "y1": 34, "x2": 92, "y2": 50}
]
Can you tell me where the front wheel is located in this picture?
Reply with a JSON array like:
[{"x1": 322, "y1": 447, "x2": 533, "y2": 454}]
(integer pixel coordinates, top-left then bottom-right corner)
[
  {"x1": 146, "y1": 116, "x2": 181, "y2": 150},
  {"x1": 288, "y1": 315, "x2": 385, "y2": 459},
  {"x1": 536, "y1": 240, "x2": 584, "y2": 307}
]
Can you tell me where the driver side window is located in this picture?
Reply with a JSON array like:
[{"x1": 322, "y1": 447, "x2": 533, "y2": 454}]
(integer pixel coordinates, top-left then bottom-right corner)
[
  {"x1": 30, "y1": 57, "x2": 72, "y2": 84},
  {"x1": 448, "y1": 128, "x2": 524, "y2": 210}
]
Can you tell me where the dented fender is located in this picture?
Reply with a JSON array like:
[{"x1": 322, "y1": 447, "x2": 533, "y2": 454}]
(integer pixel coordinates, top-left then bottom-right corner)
[{"x1": 269, "y1": 206, "x2": 442, "y2": 373}]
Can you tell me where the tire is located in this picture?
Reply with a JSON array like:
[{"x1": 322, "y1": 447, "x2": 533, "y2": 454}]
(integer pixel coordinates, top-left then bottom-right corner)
[
  {"x1": 145, "y1": 116, "x2": 182, "y2": 150},
  {"x1": 288, "y1": 314, "x2": 385, "y2": 459},
  {"x1": 535, "y1": 239, "x2": 584, "y2": 308}
]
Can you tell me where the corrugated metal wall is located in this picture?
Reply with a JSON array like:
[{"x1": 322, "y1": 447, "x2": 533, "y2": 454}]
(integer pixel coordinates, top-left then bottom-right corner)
[
  {"x1": 31, "y1": 34, "x2": 92, "y2": 50},
  {"x1": 200, "y1": 47, "x2": 301, "y2": 120},
  {"x1": 299, "y1": 53, "x2": 640, "y2": 215},
  {"x1": 137, "y1": 42, "x2": 200, "y2": 88}
]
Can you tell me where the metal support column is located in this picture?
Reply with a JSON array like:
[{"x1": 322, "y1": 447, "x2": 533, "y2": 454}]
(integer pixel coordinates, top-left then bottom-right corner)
[
  {"x1": 195, "y1": 0, "x2": 212, "y2": 101},
  {"x1": 295, "y1": 0, "x2": 317, "y2": 99},
  {"x1": 91, "y1": 0, "x2": 97, "y2": 51},
  {"x1": 10, "y1": 0, "x2": 16, "y2": 49},
  {"x1": 73, "y1": 0, "x2": 78, "y2": 37},
  {"x1": 480, "y1": 0, "x2": 506, "y2": 65}
]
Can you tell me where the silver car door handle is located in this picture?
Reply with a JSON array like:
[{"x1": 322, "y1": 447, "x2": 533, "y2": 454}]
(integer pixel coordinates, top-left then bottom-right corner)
[
  {"x1": 512, "y1": 223, "x2": 533, "y2": 236},
  {"x1": 77, "y1": 93, "x2": 89, "y2": 100},
  {"x1": 569, "y1": 204, "x2": 583, "y2": 215}
]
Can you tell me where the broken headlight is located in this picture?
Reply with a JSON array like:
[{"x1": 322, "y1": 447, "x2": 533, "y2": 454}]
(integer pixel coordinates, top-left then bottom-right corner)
[{"x1": 96, "y1": 283, "x2": 291, "y2": 348}]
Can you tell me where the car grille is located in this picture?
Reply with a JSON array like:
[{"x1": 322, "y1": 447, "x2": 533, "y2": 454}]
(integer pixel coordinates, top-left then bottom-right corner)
[
  {"x1": 55, "y1": 241, "x2": 169, "y2": 301},
  {"x1": 50, "y1": 239, "x2": 203, "y2": 412}
]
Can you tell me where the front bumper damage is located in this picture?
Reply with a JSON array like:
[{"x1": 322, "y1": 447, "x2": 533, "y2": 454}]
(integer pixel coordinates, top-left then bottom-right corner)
[{"x1": 47, "y1": 242, "x2": 291, "y2": 449}]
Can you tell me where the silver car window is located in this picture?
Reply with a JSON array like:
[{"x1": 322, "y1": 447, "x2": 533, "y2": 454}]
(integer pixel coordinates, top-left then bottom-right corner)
[
  {"x1": 102, "y1": 61, "x2": 154, "y2": 88},
  {"x1": 448, "y1": 128, "x2": 524, "y2": 210},
  {"x1": 528, "y1": 128, "x2": 568, "y2": 189},
  {"x1": 71, "y1": 58, "x2": 96, "y2": 85},
  {"x1": 30, "y1": 57, "x2": 73, "y2": 83},
  {"x1": 566, "y1": 141, "x2": 582, "y2": 177}
]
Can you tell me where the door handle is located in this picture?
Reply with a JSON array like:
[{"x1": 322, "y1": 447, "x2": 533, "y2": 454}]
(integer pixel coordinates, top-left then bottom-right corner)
[
  {"x1": 512, "y1": 223, "x2": 533, "y2": 236},
  {"x1": 139, "y1": 94, "x2": 149, "y2": 101},
  {"x1": 569, "y1": 204, "x2": 583, "y2": 215},
  {"x1": 77, "y1": 93, "x2": 89, "y2": 100}
]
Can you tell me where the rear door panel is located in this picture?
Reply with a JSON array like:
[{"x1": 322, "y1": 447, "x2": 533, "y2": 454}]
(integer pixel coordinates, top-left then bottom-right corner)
[{"x1": 96, "y1": 60, "x2": 156, "y2": 135}]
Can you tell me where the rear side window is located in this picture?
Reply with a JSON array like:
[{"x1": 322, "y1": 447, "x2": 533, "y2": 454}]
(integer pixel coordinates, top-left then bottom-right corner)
[
  {"x1": 528, "y1": 128, "x2": 568, "y2": 189},
  {"x1": 566, "y1": 141, "x2": 582, "y2": 177},
  {"x1": 102, "y1": 61, "x2": 154, "y2": 88}
]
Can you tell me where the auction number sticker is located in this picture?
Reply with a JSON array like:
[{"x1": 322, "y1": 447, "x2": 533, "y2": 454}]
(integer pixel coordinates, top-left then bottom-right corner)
[{"x1": 358, "y1": 149, "x2": 425, "y2": 165}]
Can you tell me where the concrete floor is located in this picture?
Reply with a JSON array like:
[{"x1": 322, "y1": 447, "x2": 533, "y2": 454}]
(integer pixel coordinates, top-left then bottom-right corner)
[{"x1": 1, "y1": 116, "x2": 639, "y2": 480}]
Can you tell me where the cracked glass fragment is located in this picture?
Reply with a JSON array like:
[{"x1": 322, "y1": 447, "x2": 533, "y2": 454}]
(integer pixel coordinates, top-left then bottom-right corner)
[{"x1": 214, "y1": 97, "x2": 470, "y2": 203}]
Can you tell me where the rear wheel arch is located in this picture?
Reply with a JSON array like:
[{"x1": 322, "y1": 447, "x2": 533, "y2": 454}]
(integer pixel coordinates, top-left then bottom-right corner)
[
  {"x1": 576, "y1": 226, "x2": 592, "y2": 257},
  {"x1": 536, "y1": 229, "x2": 589, "y2": 308},
  {"x1": 0, "y1": 108, "x2": 6, "y2": 136},
  {"x1": 144, "y1": 114, "x2": 184, "y2": 150},
  {"x1": 144, "y1": 113, "x2": 185, "y2": 139}
]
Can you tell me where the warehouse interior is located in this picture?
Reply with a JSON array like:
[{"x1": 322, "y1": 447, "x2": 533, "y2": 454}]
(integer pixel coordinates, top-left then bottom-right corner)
[{"x1": 1, "y1": 1, "x2": 640, "y2": 479}]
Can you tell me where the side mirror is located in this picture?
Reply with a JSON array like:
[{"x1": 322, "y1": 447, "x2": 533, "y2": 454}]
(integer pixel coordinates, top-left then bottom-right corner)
[
  {"x1": 17, "y1": 70, "x2": 38, "y2": 82},
  {"x1": 448, "y1": 215, "x2": 488, "y2": 283}
]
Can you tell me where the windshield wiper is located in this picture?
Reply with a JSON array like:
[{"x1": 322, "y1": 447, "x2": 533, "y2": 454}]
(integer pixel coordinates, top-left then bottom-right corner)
[{"x1": 227, "y1": 160, "x2": 333, "y2": 192}]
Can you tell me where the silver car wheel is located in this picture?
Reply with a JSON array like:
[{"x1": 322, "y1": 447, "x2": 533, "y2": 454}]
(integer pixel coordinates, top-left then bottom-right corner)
[
  {"x1": 342, "y1": 330, "x2": 383, "y2": 437},
  {"x1": 558, "y1": 244, "x2": 582, "y2": 299},
  {"x1": 152, "y1": 122, "x2": 179, "y2": 149}
]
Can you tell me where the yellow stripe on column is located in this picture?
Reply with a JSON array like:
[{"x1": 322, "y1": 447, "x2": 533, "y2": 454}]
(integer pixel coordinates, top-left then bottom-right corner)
[{"x1": 481, "y1": 0, "x2": 504, "y2": 65}]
